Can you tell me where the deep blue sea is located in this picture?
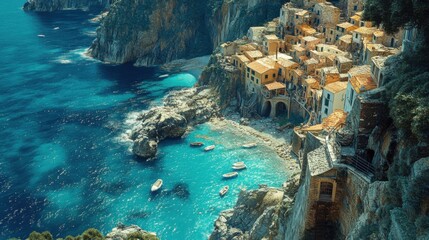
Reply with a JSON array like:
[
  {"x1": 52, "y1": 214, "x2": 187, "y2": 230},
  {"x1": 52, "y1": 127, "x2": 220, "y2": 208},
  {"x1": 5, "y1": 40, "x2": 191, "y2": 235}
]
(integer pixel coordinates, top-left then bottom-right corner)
[{"x1": 0, "y1": 1, "x2": 289, "y2": 239}]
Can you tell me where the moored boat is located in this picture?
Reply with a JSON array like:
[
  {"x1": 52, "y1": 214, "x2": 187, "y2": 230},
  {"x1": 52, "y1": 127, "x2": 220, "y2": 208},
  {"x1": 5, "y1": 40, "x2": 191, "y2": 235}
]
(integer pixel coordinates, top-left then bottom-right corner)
[
  {"x1": 232, "y1": 161, "x2": 244, "y2": 167},
  {"x1": 37, "y1": 34, "x2": 46, "y2": 38},
  {"x1": 151, "y1": 179, "x2": 163, "y2": 192},
  {"x1": 242, "y1": 143, "x2": 257, "y2": 149},
  {"x1": 158, "y1": 74, "x2": 169, "y2": 78},
  {"x1": 232, "y1": 164, "x2": 247, "y2": 170},
  {"x1": 190, "y1": 142, "x2": 204, "y2": 147},
  {"x1": 222, "y1": 172, "x2": 238, "y2": 179},
  {"x1": 219, "y1": 185, "x2": 229, "y2": 197},
  {"x1": 204, "y1": 145, "x2": 215, "y2": 151}
]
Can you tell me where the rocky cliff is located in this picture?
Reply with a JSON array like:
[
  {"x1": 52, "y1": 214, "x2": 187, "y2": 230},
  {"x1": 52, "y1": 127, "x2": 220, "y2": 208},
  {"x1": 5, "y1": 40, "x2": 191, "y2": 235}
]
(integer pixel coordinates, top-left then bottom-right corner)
[
  {"x1": 88, "y1": 0, "x2": 283, "y2": 66},
  {"x1": 23, "y1": 0, "x2": 112, "y2": 11}
]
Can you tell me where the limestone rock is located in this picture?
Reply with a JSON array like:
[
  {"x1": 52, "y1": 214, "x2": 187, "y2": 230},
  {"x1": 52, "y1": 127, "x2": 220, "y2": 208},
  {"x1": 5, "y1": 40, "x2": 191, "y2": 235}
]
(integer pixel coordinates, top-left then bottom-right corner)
[
  {"x1": 129, "y1": 88, "x2": 219, "y2": 159},
  {"x1": 106, "y1": 224, "x2": 158, "y2": 240},
  {"x1": 89, "y1": 0, "x2": 283, "y2": 66}
]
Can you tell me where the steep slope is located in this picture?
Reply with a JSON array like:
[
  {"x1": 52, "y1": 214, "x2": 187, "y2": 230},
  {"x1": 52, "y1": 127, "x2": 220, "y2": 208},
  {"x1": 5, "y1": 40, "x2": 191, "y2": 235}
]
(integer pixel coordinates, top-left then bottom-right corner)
[
  {"x1": 88, "y1": 0, "x2": 283, "y2": 66},
  {"x1": 23, "y1": 0, "x2": 111, "y2": 11}
]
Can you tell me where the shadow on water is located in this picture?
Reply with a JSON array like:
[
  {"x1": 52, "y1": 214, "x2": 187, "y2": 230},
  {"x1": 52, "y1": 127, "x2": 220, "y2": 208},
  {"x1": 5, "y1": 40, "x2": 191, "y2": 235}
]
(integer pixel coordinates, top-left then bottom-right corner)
[{"x1": 149, "y1": 182, "x2": 191, "y2": 200}]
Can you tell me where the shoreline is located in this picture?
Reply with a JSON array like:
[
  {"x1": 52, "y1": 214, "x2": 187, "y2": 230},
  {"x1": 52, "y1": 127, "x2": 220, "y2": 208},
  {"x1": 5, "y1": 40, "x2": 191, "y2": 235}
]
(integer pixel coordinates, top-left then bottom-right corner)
[{"x1": 207, "y1": 117, "x2": 301, "y2": 175}]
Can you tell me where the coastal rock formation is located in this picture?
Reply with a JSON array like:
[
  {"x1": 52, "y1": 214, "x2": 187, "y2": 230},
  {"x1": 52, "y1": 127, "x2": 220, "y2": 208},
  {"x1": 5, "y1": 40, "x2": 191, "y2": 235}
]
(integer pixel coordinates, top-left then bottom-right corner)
[
  {"x1": 106, "y1": 224, "x2": 158, "y2": 240},
  {"x1": 210, "y1": 175, "x2": 300, "y2": 240},
  {"x1": 89, "y1": 0, "x2": 283, "y2": 66},
  {"x1": 23, "y1": 0, "x2": 112, "y2": 11},
  {"x1": 129, "y1": 87, "x2": 219, "y2": 159}
]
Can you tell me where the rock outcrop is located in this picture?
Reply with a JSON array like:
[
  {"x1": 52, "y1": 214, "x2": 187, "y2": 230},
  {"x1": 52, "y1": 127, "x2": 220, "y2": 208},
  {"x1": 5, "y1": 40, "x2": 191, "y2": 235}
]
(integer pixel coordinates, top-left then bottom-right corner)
[
  {"x1": 129, "y1": 87, "x2": 219, "y2": 159},
  {"x1": 89, "y1": 0, "x2": 283, "y2": 66},
  {"x1": 106, "y1": 224, "x2": 158, "y2": 240},
  {"x1": 23, "y1": 0, "x2": 112, "y2": 11},
  {"x1": 209, "y1": 174, "x2": 300, "y2": 240}
]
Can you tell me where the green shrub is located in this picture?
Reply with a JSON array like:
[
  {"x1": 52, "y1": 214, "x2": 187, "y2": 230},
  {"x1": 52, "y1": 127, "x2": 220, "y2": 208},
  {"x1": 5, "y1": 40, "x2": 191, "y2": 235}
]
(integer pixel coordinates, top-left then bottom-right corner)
[
  {"x1": 80, "y1": 228, "x2": 104, "y2": 240},
  {"x1": 126, "y1": 231, "x2": 159, "y2": 240},
  {"x1": 28, "y1": 231, "x2": 53, "y2": 240}
]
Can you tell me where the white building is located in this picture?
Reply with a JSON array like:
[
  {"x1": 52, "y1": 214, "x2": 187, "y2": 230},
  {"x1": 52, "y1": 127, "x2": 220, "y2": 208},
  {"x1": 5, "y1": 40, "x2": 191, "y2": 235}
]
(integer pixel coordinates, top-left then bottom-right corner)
[{"x1": 320, "y1": 81, "x2": 348, "y2": 120}]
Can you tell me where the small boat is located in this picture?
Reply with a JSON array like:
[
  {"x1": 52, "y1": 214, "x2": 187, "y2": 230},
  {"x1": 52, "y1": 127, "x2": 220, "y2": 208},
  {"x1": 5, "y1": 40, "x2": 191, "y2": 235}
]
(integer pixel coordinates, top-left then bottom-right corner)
[
  {"x1": 219, "y1": 186, "x2": 229, "y2": 197},
  {"x1": 53, "y1": 27, "x2": 60, "y2": 30},
  {"x1": 233, "y1": 161, "x2": 244, "y2": 167},
  {"x1": 37, "y1": 34, "x2": 46, "y2": 38},
  {"x1": 204, "y1": 145, "x2": 215, "y2": 151},
  {"x1": 158, "y1": 74, "x2": 169, "y2": 78},
  {"x1": 190, "y1": 142, "x2": 204, "y2": 147},
  {"x1": 242, "y1": 143, "x2": 257, "y2": 149},
  {"x1": 222, "y1": 172, "x2": 238, "y2": 179},
  {"x1": 151, "y1": 179, "x2": 163, "y2": 192},
  {"x1": 232, "y1": 164, "x2": 247, "y2": 170}
]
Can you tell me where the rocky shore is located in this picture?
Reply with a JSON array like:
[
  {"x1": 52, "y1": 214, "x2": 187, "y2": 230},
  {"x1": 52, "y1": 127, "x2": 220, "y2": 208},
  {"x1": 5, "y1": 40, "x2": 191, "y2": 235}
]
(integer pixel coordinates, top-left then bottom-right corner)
[
  {"x1": 209, "y1": 174, "x2": 300, "y2": 240},
  {"x1": 127, "y1": 87, "x2": 220, "y2": 159}
]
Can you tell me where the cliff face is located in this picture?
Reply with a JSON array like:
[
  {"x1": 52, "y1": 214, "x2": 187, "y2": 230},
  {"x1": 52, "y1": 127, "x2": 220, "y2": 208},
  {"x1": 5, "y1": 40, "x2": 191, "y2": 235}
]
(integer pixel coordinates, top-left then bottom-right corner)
[
  {"x1": 23, "y1": 0, "x2": 111, "y2": 11},
  {"x1": 89, "y1": 0, "x2": 283, "y2": 66}
]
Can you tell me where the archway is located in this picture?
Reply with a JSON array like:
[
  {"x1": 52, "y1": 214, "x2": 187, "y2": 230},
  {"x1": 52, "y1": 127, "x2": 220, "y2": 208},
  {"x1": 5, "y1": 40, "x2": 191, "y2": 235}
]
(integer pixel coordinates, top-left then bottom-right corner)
[
  {"x1": 261, "y1": 101, "x2": 271, "y2": 117},
  {"x1": 275, "y1": 101, "x2": 288, "y2": 117}
]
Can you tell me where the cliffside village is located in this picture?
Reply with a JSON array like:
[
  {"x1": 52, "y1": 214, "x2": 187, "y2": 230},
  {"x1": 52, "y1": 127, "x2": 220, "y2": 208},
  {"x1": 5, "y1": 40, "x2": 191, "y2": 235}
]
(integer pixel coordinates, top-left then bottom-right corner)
[
  {"x1": 212, "y1": 2, "x2": 422, "y2": 237},
  {"x1": 218, "y1": 0, "x2": 415, "y2": 133}
]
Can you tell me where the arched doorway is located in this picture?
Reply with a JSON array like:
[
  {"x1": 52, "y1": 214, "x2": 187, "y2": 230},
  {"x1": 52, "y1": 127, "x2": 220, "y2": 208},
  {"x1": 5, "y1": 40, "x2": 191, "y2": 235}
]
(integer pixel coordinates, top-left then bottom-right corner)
[
  {"x1": 275, "y1": 102, "x2": 288, "y2": 117},
  {"x1": 261, "y1": 101, "x2": 271, "y2": 117}
]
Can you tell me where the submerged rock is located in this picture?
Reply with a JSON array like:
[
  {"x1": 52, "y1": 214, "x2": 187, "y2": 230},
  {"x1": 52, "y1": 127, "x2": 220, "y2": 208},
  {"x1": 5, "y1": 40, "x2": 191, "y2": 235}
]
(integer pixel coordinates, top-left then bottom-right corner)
[{"x1": 129, "y1": 87, "x2": 219, "y2": 159}]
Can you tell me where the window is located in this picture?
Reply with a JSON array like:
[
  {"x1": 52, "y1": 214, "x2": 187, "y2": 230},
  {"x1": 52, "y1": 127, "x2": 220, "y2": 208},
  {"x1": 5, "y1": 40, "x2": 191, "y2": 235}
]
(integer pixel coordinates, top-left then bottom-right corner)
[
  {"x1": 327, "y1": 93, "x2": 331, "y2": 99},
  {"x1": 239, "y1": 63, "x2": 242, "y2": 67},
  {"x1": 319, "y1": 182, "x2": 333, "y2": 201},
  {"x1": 349, "y1": 89, "x2": 354, "y2": 105},
  {"x1": 247, "y1": 73, "x2": 249, "y2": 78},
  {"x1": 323, "y1": 27, "x2": 326, "y2": 33},
  {"x1": 265, "y1": 74, "x2": 268, "y2": 79},
  {"x1": 256, "y1": 79, "x2": 259, "y2": 84},
  {"x1": 353, "y1": 5, "x2": 358, "y2": 11},
  {"x1": 251, "y1": 76, "x2": 254, "y2": 81},
  {"x1": 247, "y1": 67, "x2": 250, "y2": 72},
  {"x1": 296, "y1": 15, "x2": 298, "y2": 19},
  {"x1": 273, "y1": 73, "x2": 276, "y2": 78},
  {"x1": 324, "y1": 108, "x2": 328, "y2": 115},
  {"x1": 324, "y1": 97, "x2": 329, "y2": 107},
  {"x1": 360, "y1": 22, "x2": 364, "y2": 27},
  {"x1": 251, "y1": 70, "x2": 255, "y2": 75},
  {"x1": 330, "y1": 30, "x2": 333, "y2": 34}
]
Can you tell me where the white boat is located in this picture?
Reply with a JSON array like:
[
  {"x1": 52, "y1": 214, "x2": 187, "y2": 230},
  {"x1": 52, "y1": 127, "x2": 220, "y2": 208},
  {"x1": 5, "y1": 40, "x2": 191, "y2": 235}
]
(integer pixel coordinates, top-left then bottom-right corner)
[
  {"x1": 232, "y1": 164, "x2": 247, "y2": 170},
  {"x1": 204, "y1": 145, "x2": 215, "y2": 151},
  {"x1": 219, "y1": 186, "x2": 229, "y2": 197},
  {"x1": 158, "y1": 74, "x2": 169, "y2": 78},
  {"x1": 37, "y1": 34, "x2": 46, "y2": 38},
  {"x1": 151, "y1": 179, "x2": 163, "y2": 192},
  {"x1": 233, "y1": 161, "x2": 244, "y2": 167},
  {"x1": 53, "y1": 27, "x2": 60, "y2": 30},
  {"x1": 242, "y1": 143, "x2": 257, "y2": 149},
  {"x1": 222, "y1": 172, "x2": 238, "y2": 179}
]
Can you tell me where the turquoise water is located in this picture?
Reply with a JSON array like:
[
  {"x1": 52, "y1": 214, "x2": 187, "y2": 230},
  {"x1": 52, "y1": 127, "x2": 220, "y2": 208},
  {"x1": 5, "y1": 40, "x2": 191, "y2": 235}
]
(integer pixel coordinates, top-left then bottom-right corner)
[{"x1": 0, "y1": 1, "x2": 289, "y2": 239}]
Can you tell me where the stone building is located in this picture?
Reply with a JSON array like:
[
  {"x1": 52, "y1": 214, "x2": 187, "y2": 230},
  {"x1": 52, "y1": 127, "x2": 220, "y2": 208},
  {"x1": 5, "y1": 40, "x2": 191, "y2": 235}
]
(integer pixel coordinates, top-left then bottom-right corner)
[
  {"x1": 320, "y1": 81, "x2": 347, "y2": 119},
  {"x1": 344, "y1": 74, "x2": 377, "y2": 112},
  {"x1": 313, "y1": 2, "x2": 341, "y2": 26},
  {"x1": 346, "y1": 0, "x2": 364, "y2": 18}
]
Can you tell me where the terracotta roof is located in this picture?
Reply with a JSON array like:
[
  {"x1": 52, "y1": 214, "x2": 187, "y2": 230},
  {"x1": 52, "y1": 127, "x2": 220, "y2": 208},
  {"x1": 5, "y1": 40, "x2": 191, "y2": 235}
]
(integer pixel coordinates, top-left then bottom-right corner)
[
  {"x1": 296, "y1": 10, "x2": 309, "y2": 16},
  {"x1": 247, "y1": 57, "x2": 276, "y2": 74},
  {"x1": 350, "y1": 15, "x2": 361, "y2": 21},
  {"x1": 293, "y1": 69, "x2": 305, "y2": 76},
  {"x1": 321, "y1": 109, "x2": 347, "y2": 129},
  {"x1": 348, "y1": 65, "x2": 370, "y2": 77},
  {"x1": 244, "y1": 50, "x2": 264, "y2": 59},
  {"x1": 371, "y1": 56, "x2": 389, "y2": 68},
  {"x1": 298, "y1": 24, "x2": 316, "y2": 34},
  {"x1": 299, "y1": 56, "x2": 309, "y2": 62},
  {"x1": 302, "y1": 36, "x2": 319, "y2": 42},
  {"x1": 234, "y1": 54, "x2": 250, "y2": 63},
  {"x1": 339, "y1": 34, "x2": 353, "y2": 43},
  {"x1": 353, "y1": 27, "x2": 377, "y2": 35},
  {"x1": 265, "y1": 81, "x2": 286, "y2": 91},
  {"x1": 324, "y1": 81, "x2": 347, "y2": 93},
  {"x1": 350, "y1": 74, "x2": 377, "y2": 93},
  {"x1": 321, "y1": 66, "x2": 339, "y2": 74},
  {"x1": 240, "y1": 44, "x2": 257, "y2": 52},
  {"x1": 305, "y1": 58, "x2": 319, "y2": 65},
  {"x1": 373, "y1": 30, "x2": 384, "y2": 37},
  {"x1": 277, "y1": 59, "x2": 299, "y2": 68},
  {"x1": 337, "y1": 22, "x2": 356, "y2": 29}
]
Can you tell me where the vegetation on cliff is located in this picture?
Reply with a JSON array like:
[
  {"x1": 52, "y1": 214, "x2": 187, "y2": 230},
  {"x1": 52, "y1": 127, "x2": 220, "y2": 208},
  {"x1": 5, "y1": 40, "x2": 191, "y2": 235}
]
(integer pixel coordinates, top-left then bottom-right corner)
[{"x1": 23, "y1": 228, "x2": 159, "y2": 240}]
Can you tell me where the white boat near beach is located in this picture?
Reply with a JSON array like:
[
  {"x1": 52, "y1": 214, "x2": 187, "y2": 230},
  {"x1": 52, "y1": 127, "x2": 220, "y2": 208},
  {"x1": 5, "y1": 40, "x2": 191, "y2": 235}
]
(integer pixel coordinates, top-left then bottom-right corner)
[
  {"x1": 219, "y1": 185, "x2": 229, "y2": 197},
  {"x1": 242, "y1": 143, "x2": 257, "y2": 149},
  {"x1": 158, "y1": 74, "x2": 169, "y2": 78},
  {"x1": 222, "y1": 172, "x2": 238, "y2": 179},
  {"x1": 151, "y1": 179, "x2": 163, "y2": 192},
  {"x1": 233, "y1": 161, "x2": 244, "y2": 167},
  {"x1": 232, "y1": 163, "x2": 247, "y2": 170},
  {"x1": 204, "y1": 145, "x2": 215, "y2": 151}
]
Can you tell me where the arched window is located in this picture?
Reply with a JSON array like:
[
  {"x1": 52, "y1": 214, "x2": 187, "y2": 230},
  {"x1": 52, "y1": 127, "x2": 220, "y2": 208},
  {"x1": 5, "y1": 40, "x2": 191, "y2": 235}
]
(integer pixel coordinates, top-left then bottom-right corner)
[{"x1": 319, "y1": 182, "x2": 334, "y2": 202}]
